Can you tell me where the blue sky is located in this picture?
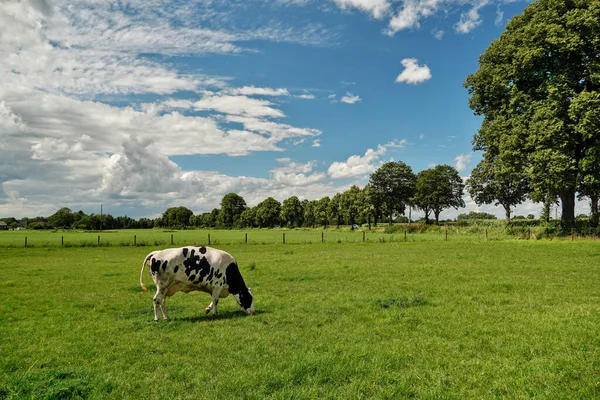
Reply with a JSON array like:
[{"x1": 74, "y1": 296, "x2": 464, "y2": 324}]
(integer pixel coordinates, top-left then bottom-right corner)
[{"x1": 2, "y1": 0, "x2": 586, "y2": 220}]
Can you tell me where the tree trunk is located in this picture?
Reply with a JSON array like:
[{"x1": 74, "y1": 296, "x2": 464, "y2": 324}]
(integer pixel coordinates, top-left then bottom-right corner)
[
  {"x1": 590, "y1": 196, "x2": 599, "y2": 228},
  {"x1": 503, "y1": 205, "x2": 511, "y2": 222},
  {"x1": 560, "y1": 190, "x2": 576, "y2": 228},
  {"x1": 389, "y1": 211, "x2": 393, "y2": 225},
  {"x1": 434, "y1": 210, "x2": 440, "y2": 225}
]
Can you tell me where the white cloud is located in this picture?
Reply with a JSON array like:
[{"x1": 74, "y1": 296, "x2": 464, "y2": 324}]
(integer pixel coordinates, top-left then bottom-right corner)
[
  {"x1": 270, "y1": 158, "x2": 327, "y2": 185},
  {"x1": 193, "y1": 94, "x2": 286, "y2": 118},
  {"x1": 387, "y1": 0, "x2": 444, "y2": 35},
  {"x1": 432, "y1": 28, "x2": 445, "y2": 40},
  {"x1": 296, "y1": 93, "x2": 316, "y2": 99},
  {"x1": 312, "y1": 139, "x2": 321, "y2": 147},
  {"x1": 454, "y1": 153, "x2": 472, "y2": 172},
  {"x1": 327, "y1": 140, "x2": 406, "y2": 179},
  {"x1": 340, "y1": 92, "x2": 362, "y2": 104},
  {"x1": 230, "y1": 86, "x2": 290, "y2": 96},
  {"x1": 495, "y1": 7, "x2": 504, "y2": 26},
  {"x1": 395, "y1": 58, "x2": 432, "y2": 84},
  {"x1": 332, "y1": 0, "x2": 391, "y2": 19},
  {"x1": 455, "y1": 2, "x2": 487, "y2": 34},
  {"x1": 224, "y1": 115, "x2": 321, "y2": 143}
]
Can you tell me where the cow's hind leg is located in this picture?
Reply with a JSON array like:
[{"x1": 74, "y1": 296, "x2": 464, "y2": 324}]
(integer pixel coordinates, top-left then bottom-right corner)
[{"x1": 153, "y1": 287, "x2": 169, "y2": 321}]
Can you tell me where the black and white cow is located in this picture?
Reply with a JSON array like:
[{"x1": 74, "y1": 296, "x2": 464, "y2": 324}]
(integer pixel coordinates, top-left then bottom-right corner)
[{"x1": 140, "y1": 246, "x2": 255, "y2": 321}]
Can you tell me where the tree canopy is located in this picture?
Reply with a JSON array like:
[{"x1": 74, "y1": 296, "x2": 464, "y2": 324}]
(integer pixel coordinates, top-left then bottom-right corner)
[
  {"x1": 369, "y1": 161, "x2": 416, "y2": 225},
  {"x1": 412, "y1": 165, "x2": 465, "y2": 225},
  {"x1": 219, "y1": 193, "x2": 247, "y2": 229}
]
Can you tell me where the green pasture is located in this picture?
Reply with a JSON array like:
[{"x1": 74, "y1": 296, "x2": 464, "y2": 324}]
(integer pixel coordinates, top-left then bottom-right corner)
[
  {"x1": 0, "y1": 224, "x2": 575, "y2": 248},
  {"x1": 1, "y1": 241, "x2": 599, "y2": 399}
]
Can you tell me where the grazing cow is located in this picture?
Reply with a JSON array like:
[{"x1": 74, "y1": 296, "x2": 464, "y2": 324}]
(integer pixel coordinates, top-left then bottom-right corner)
[{"x1": 140, "y1": 246, "x2": 255, "y2": 321}]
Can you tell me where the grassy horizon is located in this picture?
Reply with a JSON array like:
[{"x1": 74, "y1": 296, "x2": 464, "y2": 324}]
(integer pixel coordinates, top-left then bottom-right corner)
[
  {"x1": 1, "y1": 241, "x2": 599, "y2": 398},
  {"x1": 0, "y1": 224, "x2": 590, "y2": 248}
]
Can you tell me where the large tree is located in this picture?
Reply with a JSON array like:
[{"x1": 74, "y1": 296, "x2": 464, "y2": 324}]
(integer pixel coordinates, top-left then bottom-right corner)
[
  {"x1": 341, "y1": 185, "x2": 362, "y2": 228},
  {"x1": 466, "y1": 156, "x2": 529, "y2": 222},
  {"x1": 218, "y1": 193, "x2": 246, "y2": 229},
  {"x1": 162, "y1": 206, "x2": 194, "y2": 229},
  {"x1": 255, "y1": 197, "x2": 281, "y2": 228},
  {"x1": 280, "y1": 196, "x2": 304, "y2": 228},
  {"x1": 413, "y1": 165, "x2": 465, "y2": 225},
  {"x1": 47, "y1": 207, "x2": 74, "y2": 229},
  {"x1": 369, "y1": 161, "x2": 416, "y2": 225},
  {"x1": 327, "y1": 193, "x2": 344, "y2": 228},
  {"x1": 315, "y1": 196, "x2": 330, "y2": 229},
  {"x1": 464, "y1": 0, "x2": 600, "y2": 228}
]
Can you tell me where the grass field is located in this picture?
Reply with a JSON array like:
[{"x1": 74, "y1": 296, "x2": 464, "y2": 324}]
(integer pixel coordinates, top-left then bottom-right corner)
[{"x1": 1, "y1": 240, "x2": 599, "y2": 399}]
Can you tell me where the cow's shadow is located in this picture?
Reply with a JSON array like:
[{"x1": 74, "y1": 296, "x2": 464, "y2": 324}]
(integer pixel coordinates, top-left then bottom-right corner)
[{"x1": 174, "y1": 309, "x2": 267, "y2": 323}]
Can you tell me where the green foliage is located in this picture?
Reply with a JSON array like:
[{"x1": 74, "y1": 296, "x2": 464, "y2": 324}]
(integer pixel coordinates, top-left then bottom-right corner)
[
  {"x1": 369, "y1": 161, "x2": 416, "y2": 225},
  {"x1": 466, "y1": 156, "x2": 529, "y2": 221},
  {"x1": 315, "y1": 196, "x2": 330, "y2": 229},
  {"x1": 412, "y1": 165, "x2": 465, "y2": 224},
  {"x1": 219, "y1": 193, "x2": 247, "y2": 229},
  {"x1": 457, "y1": 211, "x2": 498, "y2": 220},
  {"x1": 327, "y1": 193, "x2": 343, "y2": 228},
  {"x1": 280, "y1": 196, "x2": 303, "y2": 228},
  {"x1": 46, "y1": 207, "x2": 74, "y2": 229},
  {"x1": 255, "y1": 197, "x2": 281, "y2": 228},
  {"x1": 340, "y1": 185, "x2": 362, "y2": 228},
  {"x1": 161, "y1": 206, "x2": 194, "y2": 229},
  {"x1": 465, "y1": 0, "x2": 600, "y2": 226}
]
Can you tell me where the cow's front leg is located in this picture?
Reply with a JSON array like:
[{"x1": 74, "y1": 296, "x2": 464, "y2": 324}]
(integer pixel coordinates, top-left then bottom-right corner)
[
  {"x1": 204, "y1": 301, "x2": 213, "y2": 315},
  {"x1": 209, "y1": 286, "x2": 223, "y2": 316}
]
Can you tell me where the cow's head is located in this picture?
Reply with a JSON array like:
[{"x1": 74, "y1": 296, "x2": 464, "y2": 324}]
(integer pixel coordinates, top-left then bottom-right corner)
[{"x1": 234, "y1": 288, "x2": 255, "y2": 315}]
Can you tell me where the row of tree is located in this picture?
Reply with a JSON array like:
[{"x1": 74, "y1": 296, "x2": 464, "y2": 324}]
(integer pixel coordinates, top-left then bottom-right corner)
[
  {"x1": 1, "y1": 210, "x2": 154, "y2": 230},
  {"x1": 1, "y1": 162, "x2": 467, "y2": 230},
  {"x1": 188, "y1": 162, "x2": 465, "y2": 229},
  {"x1": 464, "y1": 0, "x2": 600, "y2": 228}
]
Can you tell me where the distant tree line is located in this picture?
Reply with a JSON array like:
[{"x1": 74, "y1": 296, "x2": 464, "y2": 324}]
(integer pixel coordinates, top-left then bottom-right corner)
[{"x1": 1, "y1": 161, "x2": 467, "y2": 230}]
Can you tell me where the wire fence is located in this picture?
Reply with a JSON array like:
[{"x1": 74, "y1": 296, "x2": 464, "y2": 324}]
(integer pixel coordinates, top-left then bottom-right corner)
[{"x1": 0, "y1": 226, "x2": 597, "y2": 248}]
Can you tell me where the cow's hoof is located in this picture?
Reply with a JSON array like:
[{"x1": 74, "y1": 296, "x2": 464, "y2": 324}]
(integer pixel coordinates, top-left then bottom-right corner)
[
  {"x1": 204, "y1": 308, "x2": 211, "y2": 315},
  {"x1": 154, "y1": 319, "x2": 159, "y2": 323}
]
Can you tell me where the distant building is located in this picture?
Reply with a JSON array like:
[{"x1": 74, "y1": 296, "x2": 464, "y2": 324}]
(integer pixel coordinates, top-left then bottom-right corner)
[{"x1": 0, "y1": 221, "x2": 7, "y2": 230}]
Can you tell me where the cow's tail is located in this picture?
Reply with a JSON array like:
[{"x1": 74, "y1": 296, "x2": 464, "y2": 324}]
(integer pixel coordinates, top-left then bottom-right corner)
[{"x1": 140, "y1": 254, "x2": 152, "y2": 293}]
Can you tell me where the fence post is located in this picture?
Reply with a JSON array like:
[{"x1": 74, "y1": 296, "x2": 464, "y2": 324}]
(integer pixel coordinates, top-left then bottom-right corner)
[
  {"x1": 208, "y1": 233, "x2": 211, "y2": 245},
  {"x1": 283, "y1": 232, "x2": 286, "y2": 244},
  {"x1": 528, "y1": 229, "x2": 531, "y2": 240},
  {"x1": 170, "y1": 234, "x2": 173, "y2": 245},
  {"x1": 245, "y1": 233, "x2": 248, "y2": 244},
  {"x1": 363, "y1": 231, "x2": 365, "y2": 242},
  {"x1": 134, "y1": 235, "x2": 136, "y2": 246},
  {"x1": 485, "y1": 229, "x2": 488, "y2": 240},
  {"x1": 445, "y1": 226, "x2": 448, "y2": 241},
  {"x1": 571, "y1": 228, "x2": 574, "y2": 241},
  {"x1": 62, "y1": 236, "x2": 64, "y2": 246},
  {"x1": 404, "y1": 230, "x2": 407, "y2": 242},
  {"x1": 25, "y1": 236, "x2": 27, "y2": 248},
  {"x1": 322, "y1": 232, "x2": 324, "y2": 243},
  {"x1": 98, "y1": 235, "x2": 100, "y2": 246}
]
